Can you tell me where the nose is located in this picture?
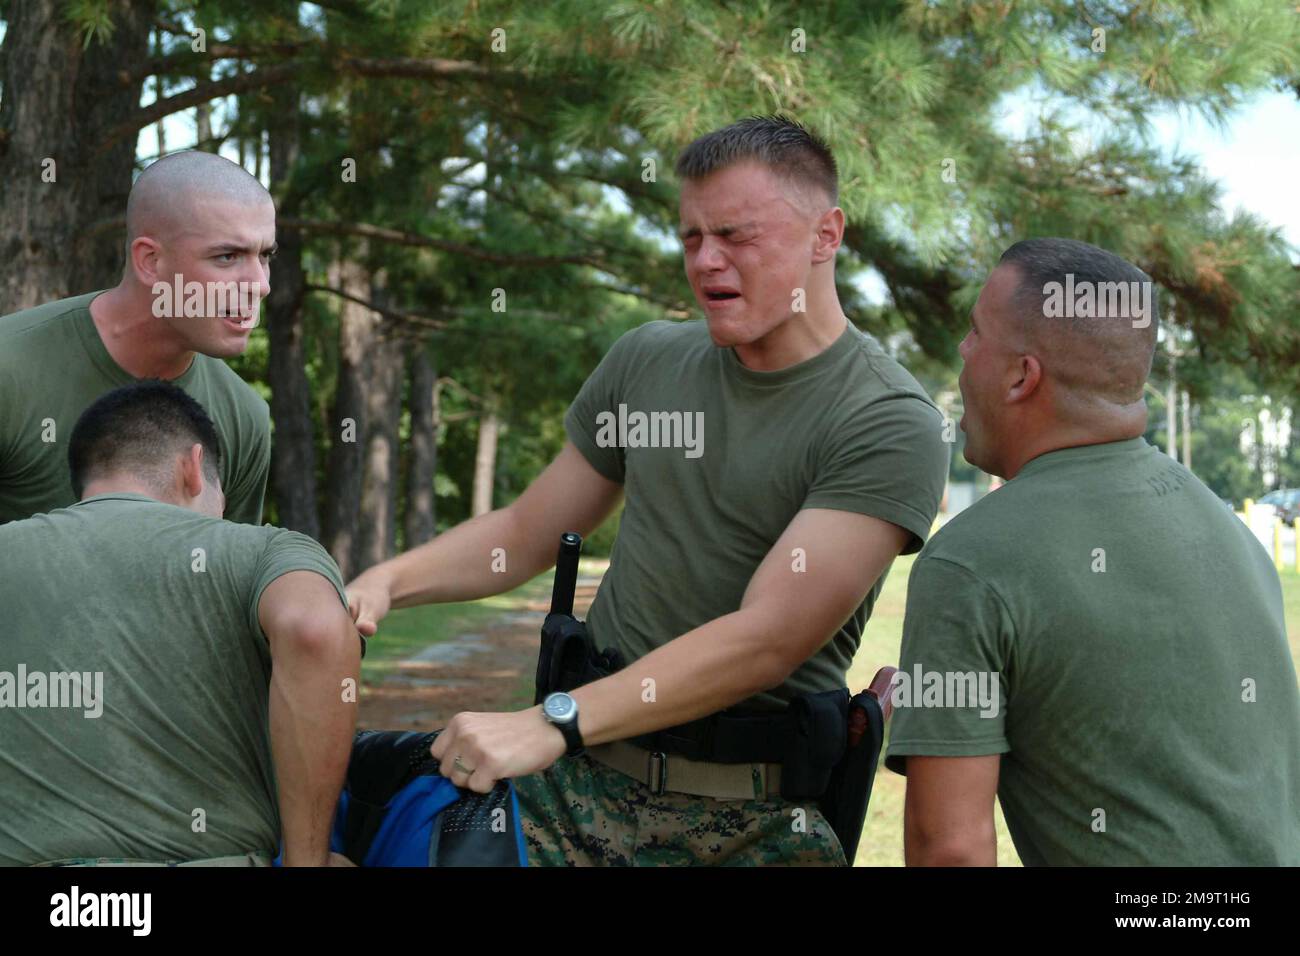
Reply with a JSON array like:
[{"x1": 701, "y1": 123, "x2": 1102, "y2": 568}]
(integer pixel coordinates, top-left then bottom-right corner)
[
  {"x1": 958, "y1": 329, "x2": 974, "y2": 360},
  {"x1": 691, "y1": 235, "x2": 728, "y2": 274},
  {"x1": 248, "y1": 258, "x2": 272, "y2": 306}
]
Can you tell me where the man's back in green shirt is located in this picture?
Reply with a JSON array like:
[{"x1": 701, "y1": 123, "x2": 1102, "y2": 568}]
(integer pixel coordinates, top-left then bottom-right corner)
[
  {"x1": 886, "y1": 438, "x2": 1300, "y2": 865},
  {"x1": 0, "y1": 293, "x2": 270, "y2": 524},
  {"x1": 0, "y1": 494, "x2": 347, "y2": 865}
]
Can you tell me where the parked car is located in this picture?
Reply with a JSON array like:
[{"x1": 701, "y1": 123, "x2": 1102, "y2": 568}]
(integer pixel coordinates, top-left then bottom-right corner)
[{"x1": 1257, "y1": 489, "x2": 1300, "y2": 524}]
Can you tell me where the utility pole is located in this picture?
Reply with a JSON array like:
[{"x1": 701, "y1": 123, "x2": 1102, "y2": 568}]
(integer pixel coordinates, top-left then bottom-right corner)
[{"x1": 1166, "y1": 336, "x2": 1178, "y2": 459}]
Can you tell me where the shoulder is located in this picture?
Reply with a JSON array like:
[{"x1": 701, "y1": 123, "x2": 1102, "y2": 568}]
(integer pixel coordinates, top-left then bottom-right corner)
[
  {"x1": 608, "y1": 319, "x2": 710, "y2": 362},
  {"x1": 817, "y1": 329, "x2": 946, "y2": 454},
  {"x1": 843, "y1": 327, "x2": 941, "y2": 412},
  {"x1": 918, "y1": 480, "x2": 1041, "y2": 572},
  {"x1": 251, "y1": 528, "x2": 348, "y2": 608},
  {"x1": 585, "y1": 320, "x2": 713, "y2": 394},
  {"x1": 0, "y1": 292, "x2": 99, "y2": 338},
  {"x1": 256, "y1": 527, "x2": 345, "y2": 579},
  {"x1": 0, "y1": 293, "x2": 99, "y2": 366}
]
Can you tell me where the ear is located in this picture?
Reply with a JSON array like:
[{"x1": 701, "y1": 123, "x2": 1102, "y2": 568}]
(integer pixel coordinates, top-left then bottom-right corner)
[
  {"x1": 810, "y1": 206, "x2": 845, "y2": 265},
  {"x1": 179, "y1": 442, "x2": 207, "y2": 499},
  {"x1": 130, "y1": 236, "x2": 164, "y2": 287},
  {"x1": 1006, "y1": 354, "x2": 1043, "y2": 404}
]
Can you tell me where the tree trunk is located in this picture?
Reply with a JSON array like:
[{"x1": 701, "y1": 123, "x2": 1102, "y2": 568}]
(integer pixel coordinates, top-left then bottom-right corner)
[
  {"x1": 196, "y1": 101, "x2": 213, "y2": 148},
  {"x1": 0, "y1": 0, "x2": 157, "y2": 310},
  {"x1": 404, "y1": 346, "x2": 438, "y2": 548},
  {"x1": 152, "y1": 28, "x2": 166, "y2": 157},
  {"x1": 356, "y1": 280, "x2": 404, "y2": 569},
  {"x1": 471, "y1": 398, "x2": 500, "y2": 517},
  {"x1": 266, "y1": 87, "x2": 320, "y2": 538},
  {"x1": 322, "y1": 256, "x2": 375, "y2": 580},
  {"x1": 1165, "y1": 347, "x2": 1177, "y2": 460}
]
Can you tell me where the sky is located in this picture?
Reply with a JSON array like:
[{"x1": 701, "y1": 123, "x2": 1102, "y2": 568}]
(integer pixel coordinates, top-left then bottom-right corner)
[
  {"x1": 1149, "y1": 90, "x2": 1300, "y2": 251},
  {"x1": 1001, "y1": 87, "x2": 1300, "y2": 251}
]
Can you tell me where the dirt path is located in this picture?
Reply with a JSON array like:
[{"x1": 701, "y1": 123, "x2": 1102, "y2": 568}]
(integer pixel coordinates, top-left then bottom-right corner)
[{"x1": 357, "y1": 577, "x2": 602, "y2": 731}]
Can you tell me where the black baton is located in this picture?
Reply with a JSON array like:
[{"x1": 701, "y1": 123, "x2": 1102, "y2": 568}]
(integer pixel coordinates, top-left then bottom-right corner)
[{"x1": 550, "y1": 531, "x2": 582, "y2": 616}]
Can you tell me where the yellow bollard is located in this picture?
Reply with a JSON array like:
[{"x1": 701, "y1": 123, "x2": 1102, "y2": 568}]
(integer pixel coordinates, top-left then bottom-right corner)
[
  {"x1": 1244, "y1": 498, "x2": 1255, "y2": 521},
  {"x1": 1274, "y1": 522, "x2": 1284, "y2": 571},
  {"x1": 1295, "y1": 519, "x2": 1299, "y2": 575}
]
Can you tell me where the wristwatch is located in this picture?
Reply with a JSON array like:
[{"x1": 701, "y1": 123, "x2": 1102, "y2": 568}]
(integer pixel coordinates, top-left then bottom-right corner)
[{"x1": 542, "y1": 692, "x2": 585, "y2": 757}]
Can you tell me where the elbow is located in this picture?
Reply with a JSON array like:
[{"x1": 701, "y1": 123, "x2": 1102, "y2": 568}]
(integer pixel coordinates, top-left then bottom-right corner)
[
  {"x1": 907, "y1": 841, "x2": 988, "y2": 867},
  {"x1": 271, "y1": 611, "x2": 356, "y2": 661},
  {"x1": 745, "y1": 616, "x2": 834, "y2": 695},
  {"x1": 905, "y1": 823, "x2": 996, "y2": 867},
  {"x1": 749, "y1": 641, "x2": 803, "y2": 696}
]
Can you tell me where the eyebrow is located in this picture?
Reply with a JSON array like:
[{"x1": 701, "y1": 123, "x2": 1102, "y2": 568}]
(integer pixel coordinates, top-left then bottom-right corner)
[
  {"x1": 205, "y1": 242, "x2": 278, "y2": 256},
  {"x1": 678, "y1": 221, "x2": 758, "y2": 241}
]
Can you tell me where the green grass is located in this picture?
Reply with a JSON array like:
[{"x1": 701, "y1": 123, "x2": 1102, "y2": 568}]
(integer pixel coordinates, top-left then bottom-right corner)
[
  {"x1": 1278, "y1": 565, "x2": 1300, "y2": 664},
  {"x1": 359, "y1": 572, "x2": 553, "y2": 685}
]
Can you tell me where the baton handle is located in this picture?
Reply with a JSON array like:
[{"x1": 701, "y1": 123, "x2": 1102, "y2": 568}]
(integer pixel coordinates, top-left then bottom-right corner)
[{"x1": 549, "y1": 532, "x2": 582, "y2": 617}]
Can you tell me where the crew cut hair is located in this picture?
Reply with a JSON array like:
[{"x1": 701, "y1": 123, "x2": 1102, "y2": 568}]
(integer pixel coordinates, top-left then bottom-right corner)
[
  {"x1": 675, "y1": 115, "x2": 839, "y2": 206},
  {"x1": 999, "y1": 237, "x2": 1160, "y2": 332},
  {"x1": 68, "y1": 380, "x2": 224, "y2": 499}
]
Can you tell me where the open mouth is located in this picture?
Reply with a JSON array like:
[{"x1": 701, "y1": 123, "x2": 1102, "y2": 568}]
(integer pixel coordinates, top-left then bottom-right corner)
[
  {"x1": 219, "y1": 313, "x2": 258, "y2": 330},
  {"x1": 704, "y1": 290, "x2": 741, "y2": 303}
]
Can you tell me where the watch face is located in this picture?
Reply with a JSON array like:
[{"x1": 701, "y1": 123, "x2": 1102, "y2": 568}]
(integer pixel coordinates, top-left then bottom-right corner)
[{"x1": 544, "y1": 693, "x2": 576, "y2": 722}]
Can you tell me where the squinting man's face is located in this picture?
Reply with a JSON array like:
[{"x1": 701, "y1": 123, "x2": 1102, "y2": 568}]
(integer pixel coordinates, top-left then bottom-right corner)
[
  {"x1": 958, "y1": 264, "x2": 1023, "y2": 477},
  {"x1": 147, "y1": 196, "x2": 277, "y2": 359},
  {"x1": 679, "y1": 162, "x2": 827, "y2": 349}
]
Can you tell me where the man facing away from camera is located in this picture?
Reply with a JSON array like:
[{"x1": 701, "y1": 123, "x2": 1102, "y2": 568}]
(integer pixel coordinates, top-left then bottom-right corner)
[
  {"x1": 346, "y1": 116, "x2": 950, "y2": 865},
  {"x1": 0, "y1": 150, "x2": 275, "y2": 526},
  {"x1": 0, "y1": 382, "x2": 359, "y2": 866},
  {"x1": 886, "y1": 238, "x2": 1300, "y2": 865}
]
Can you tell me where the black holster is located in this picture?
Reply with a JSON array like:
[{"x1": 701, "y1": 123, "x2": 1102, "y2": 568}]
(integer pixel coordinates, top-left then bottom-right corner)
[
  {"x1": 816, "y1": 687, "x2": 887, "y2": 863},
  {"x1": 533, "y1": 612, "x2": 623, "y2": 705}
]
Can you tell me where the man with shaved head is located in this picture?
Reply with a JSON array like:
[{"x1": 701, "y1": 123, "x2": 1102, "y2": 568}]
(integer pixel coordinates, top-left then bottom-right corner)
[
  {"x1": 0, "y1": 150, "x2": 275, "y2": 524},
  {"x1": 885, "y1": 238, "x2": 1300, "y2": 865}
]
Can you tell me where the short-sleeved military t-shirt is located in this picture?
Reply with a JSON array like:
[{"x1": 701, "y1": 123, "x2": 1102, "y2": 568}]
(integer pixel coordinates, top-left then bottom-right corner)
[
  {"x1": 0, "y1": 494, "x2": 348, "y2": 866},
  {"x1": 886, "y1": 438, "x2": 1300, "y2": 865},
  {"x1": 566, "y1": 319, "x2": 949, "y2": 711},
  {"x1": 0, "y1": 292, "x2": 270, "y2": 525}
]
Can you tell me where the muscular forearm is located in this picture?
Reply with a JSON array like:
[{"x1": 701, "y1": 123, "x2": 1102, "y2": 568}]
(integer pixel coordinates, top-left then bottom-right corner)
[
  {"x1": 354, "y1": 505, "x2": 555, "y2": 608},
  {"x1": 571, "y1": 607, "x2": 796, "y2": 746},
  {"x1": 269, "y1": 633, "x2": 359, "y2": 866}
]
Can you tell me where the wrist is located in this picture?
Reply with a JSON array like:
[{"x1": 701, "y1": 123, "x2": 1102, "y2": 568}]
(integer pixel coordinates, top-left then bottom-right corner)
[
  {"x1": 356, "y1": 564, "x2": 396, "y2": 602},
  {"x1": 541, "y1": 693, "x2": 585, "y2": 756}
]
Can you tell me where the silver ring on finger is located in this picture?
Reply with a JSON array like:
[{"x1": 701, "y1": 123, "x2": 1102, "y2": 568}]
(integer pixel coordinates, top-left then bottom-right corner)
[{"x1": 453, "y1": 755, "x2": 474, "y2": 775}]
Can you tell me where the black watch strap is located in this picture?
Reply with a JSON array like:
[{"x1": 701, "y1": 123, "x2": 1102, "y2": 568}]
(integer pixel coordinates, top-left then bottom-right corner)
[{"x1": 557, "y1": 717, "x2": 584, "y2": 757}]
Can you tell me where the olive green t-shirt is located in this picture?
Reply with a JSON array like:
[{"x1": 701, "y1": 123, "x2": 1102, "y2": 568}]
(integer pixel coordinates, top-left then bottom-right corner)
[
  {"x1": 566, "y1": 319, "x2": 949, "y2": 711},
  {"x1": 0, "y1": 292, "x2": 270, "y2": 525},
  {"x1": 0, "y1": 494, "x2": 348, "y2": 866},
  {"x1": 886, "y1": 438, "x2": 1300, "y2": 865}
]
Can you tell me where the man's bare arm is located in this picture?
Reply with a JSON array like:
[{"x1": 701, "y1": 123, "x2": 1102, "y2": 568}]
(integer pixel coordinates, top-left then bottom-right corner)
[
  {"x1": 431, "y1": 509, "x2": 914, "y2": 791},
  {"x1": 259, "y1": 570, "x2": 361, "y2": 867},
  {"x1": 902, "y1": 755, "x2": 1000, "y2": 866},
  {"x1": 346, "y1": 441, "x2": 622, "y2": 634},
  {"x1": 569, "y1": 508, "x2": 911, "y2": 743}
]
